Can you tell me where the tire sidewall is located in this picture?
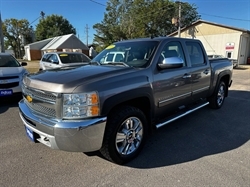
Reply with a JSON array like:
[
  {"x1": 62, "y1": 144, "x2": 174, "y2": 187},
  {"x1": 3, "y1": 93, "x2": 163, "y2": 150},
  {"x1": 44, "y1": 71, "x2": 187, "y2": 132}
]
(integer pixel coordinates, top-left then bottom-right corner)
[
  {"x1": 107, "y1": 106, "x2": 148, "y2": 164},
  {"x1": 215, "y1": 81, "x2": 226, "y2": 108}
]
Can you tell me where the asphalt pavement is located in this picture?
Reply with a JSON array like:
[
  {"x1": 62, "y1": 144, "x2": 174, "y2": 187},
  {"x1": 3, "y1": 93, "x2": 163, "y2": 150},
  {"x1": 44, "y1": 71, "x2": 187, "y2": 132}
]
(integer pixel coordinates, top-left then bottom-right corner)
[{"x1": 0, "y1": 67, "x2": 249, "y2": 187}]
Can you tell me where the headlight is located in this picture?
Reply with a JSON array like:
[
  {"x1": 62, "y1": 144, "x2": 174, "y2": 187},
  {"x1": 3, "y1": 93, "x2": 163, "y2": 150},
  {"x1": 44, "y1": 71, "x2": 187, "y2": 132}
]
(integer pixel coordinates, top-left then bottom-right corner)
[{"x1": 63, "y1": 92, "x2": 99, "y2": 119}]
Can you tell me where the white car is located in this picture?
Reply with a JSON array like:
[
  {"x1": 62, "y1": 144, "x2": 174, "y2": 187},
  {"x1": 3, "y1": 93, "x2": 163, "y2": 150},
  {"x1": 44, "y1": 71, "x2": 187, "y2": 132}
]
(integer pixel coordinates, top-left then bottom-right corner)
[
  {"x1": 39, "y1": 52, "x2": 91, "y2": 70},
  {"x1": 0, "y1": 53, "x2": 28, "y2": 98}
]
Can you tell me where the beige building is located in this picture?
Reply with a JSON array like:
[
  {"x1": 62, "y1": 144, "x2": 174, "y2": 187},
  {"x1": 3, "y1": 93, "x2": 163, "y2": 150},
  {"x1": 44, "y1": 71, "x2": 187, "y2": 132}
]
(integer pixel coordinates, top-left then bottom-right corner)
[
  {"x1": 24, "y1": 34, "x2": 89, "y2": 61},
  {"x1": 168, "y1": 20, "x2": 250, "y2": 65}
]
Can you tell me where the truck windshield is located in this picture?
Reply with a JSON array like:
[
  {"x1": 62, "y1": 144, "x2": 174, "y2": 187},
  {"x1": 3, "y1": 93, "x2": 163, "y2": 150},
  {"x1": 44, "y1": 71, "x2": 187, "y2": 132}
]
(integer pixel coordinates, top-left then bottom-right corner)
[
  {"x1": 92, "y1": 41, "x2": 159, "y2": 68},
  {"x1": 0, "y1": 55, "x2": 21, "y2": 67}
]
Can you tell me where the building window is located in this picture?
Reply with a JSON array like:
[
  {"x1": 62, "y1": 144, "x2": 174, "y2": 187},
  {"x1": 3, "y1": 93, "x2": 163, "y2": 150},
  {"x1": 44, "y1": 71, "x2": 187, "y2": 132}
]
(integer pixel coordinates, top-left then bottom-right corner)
[{"x1": 226, "y1": 51, "x2": 232, "y2": 59}]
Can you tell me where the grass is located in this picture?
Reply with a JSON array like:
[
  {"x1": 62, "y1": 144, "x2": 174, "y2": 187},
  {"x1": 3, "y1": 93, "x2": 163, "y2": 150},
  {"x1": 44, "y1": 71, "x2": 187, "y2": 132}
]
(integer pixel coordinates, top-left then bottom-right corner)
[
  {"x1": 19, "y1": 60, "x2": 40, "y2": 73},
  {"x1": 26, "y1": 67, "x2": 39, "y2": 73}
]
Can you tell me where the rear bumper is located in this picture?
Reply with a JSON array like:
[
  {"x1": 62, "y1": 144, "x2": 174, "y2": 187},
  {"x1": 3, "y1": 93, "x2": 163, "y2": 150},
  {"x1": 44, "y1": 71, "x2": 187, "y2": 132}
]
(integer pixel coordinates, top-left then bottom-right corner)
[{"x1": 19, "y1": 99, "x2": 107, "y2": 152}]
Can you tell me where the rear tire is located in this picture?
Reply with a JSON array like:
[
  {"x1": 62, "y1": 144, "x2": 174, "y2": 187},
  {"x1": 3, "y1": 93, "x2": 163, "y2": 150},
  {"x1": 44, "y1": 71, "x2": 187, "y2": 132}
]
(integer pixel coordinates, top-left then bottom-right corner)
[
  {"x1": 100, "y1": 106, "x2": 148, "y2": 164},
  {"x1": 208, "y1": 81, "x2": 227, "y2": 109}
]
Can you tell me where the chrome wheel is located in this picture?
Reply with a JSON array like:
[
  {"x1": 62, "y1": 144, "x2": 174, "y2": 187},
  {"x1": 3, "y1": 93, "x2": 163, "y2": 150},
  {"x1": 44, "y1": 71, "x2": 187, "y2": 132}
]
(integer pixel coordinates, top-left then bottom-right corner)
[
  {"x1": 217, "y1": 84, "x2": 225, "y2": 106},
  {"x1": 100, "y1": 106, "x2": 148, "y2": 164},
  {"x1": 115, "y1": 117, "x2": 143, "y2": 156}
]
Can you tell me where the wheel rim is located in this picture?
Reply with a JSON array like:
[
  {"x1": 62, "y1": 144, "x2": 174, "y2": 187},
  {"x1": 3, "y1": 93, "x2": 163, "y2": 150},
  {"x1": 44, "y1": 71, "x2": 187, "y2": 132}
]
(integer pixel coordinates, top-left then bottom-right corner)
[
  {"x1": 217, "y1": 84, "x2": 225, "y2": 106},
  {"x1": 115, "y1": 117, "x2": 143, "y2": 156}
]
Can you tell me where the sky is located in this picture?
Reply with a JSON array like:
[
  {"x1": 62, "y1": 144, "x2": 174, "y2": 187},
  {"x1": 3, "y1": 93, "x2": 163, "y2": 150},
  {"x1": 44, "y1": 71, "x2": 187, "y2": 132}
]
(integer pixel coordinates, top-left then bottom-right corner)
[{"x1": 0, "y1": 0, "x2": 250, "y2": 45}]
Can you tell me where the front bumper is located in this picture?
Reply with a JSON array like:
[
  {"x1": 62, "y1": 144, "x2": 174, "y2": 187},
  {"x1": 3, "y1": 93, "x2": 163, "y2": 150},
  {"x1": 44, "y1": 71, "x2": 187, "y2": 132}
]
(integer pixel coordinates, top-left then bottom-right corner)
[{"x1": 19, "y1": 99, "x2": 107, "y2": 152}]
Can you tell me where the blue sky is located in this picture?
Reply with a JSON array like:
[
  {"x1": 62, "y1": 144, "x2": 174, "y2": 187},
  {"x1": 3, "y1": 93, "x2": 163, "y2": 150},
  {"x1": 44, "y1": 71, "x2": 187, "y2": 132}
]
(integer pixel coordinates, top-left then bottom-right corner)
[{"x1": 1, "y1": 0, "x2": 250, "y2": 44}]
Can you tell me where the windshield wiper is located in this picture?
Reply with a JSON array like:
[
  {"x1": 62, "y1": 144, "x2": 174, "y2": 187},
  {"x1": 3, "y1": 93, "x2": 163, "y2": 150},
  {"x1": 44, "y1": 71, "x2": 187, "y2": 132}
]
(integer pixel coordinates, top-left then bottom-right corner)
[{"x1": 106, "y1": 62, "x2": 130, "y2": 67}]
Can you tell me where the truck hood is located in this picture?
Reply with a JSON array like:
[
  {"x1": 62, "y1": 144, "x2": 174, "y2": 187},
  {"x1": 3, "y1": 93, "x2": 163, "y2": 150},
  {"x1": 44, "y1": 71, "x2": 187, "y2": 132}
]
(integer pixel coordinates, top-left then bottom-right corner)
[{"x1": 23, "y1": 65, "x2": 137, "y2": 93}]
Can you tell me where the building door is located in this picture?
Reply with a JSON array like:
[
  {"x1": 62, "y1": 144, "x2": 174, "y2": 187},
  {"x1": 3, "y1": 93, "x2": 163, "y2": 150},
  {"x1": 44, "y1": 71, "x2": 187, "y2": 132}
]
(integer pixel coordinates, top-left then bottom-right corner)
[{"x1": 238, "y1": 35, "x2": 248, "y2": 65}]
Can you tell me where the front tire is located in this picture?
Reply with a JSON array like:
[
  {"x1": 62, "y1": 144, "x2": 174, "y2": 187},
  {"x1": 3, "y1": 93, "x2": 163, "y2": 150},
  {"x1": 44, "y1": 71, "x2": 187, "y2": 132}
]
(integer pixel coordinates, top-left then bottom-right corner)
[
  {"x1": 208, "y1": 81, "x2": 227, "y2": 109},
  {"x1": 100, "y1": 106, "x2": 148, "y2": 164}
]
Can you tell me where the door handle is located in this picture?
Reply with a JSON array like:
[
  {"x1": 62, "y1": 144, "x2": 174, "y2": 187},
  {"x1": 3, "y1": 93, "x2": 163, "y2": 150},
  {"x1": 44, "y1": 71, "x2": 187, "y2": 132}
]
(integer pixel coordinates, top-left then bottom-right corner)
[{"x1": 183, "y1": 74, "x2": 191, "y2": 79}]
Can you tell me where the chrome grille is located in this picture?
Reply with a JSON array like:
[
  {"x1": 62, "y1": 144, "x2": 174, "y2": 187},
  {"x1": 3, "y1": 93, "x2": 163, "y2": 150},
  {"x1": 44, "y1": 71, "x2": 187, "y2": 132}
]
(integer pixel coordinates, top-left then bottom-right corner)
[
  {"x1": 22, "y1": 85, "x2": 59, "y2": 118},
  {"x1": 24, "y1": 99, "x2": 56, "y2": 117},
  {"x1": 22, "y1": 85, "x2": 57, "y2": 104}
]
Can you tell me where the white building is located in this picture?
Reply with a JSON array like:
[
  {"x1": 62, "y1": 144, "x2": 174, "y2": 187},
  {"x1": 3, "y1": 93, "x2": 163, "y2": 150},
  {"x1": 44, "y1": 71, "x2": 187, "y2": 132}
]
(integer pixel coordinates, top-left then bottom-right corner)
[
  {"x1": 168, "y1": 20, "x2": 250, "y2": 65},
  {"x1": 24, "y1": 34, "x2": 89, "y2": 61}
]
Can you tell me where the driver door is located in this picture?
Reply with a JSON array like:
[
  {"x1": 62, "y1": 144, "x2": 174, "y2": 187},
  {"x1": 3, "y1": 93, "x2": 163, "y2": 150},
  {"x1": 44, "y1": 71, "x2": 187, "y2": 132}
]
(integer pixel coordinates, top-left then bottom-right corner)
[{"x1": 153, "y1": 41, "x2": 192, "y2": 118}]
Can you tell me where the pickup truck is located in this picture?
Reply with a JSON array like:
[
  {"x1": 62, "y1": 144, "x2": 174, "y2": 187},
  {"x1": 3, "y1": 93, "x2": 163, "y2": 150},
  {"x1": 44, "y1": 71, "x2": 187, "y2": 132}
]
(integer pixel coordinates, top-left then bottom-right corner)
[{"x1": 19, "y1": 37, "x2": 233, "y2": 164}]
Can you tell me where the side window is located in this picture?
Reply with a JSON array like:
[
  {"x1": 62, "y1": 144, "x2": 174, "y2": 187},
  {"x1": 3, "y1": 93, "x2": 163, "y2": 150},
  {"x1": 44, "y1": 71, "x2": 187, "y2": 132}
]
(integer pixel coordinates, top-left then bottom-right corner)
[
  {"x1": 186, "y1": 42, "x2": 205, "y2": 66},
  {"x1": 47, "y1": 54, "x2": 59, "y2": 63},
  {"x1": 42, "y1": 54, "x2": 48, "y2": 61},
  {"x1": 159, "y1": 41, "x2": 186, "y2": 66}
]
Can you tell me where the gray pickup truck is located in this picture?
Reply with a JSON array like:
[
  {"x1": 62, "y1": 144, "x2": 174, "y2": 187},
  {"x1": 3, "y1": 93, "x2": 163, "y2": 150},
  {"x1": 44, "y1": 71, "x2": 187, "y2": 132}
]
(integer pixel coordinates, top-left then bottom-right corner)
[{"x1": 19, "y1": 37, "x2": 233, "y2": 164}]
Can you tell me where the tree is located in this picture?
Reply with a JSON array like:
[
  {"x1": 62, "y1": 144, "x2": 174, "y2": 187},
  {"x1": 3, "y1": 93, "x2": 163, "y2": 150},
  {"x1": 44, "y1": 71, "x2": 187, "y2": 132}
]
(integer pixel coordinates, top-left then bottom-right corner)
[
  {"x1": 35, "y1": 14, "x2": 76, "y2": 41},
  {"x1": 2, "y1": 18, "x2": 33, "y2": 58},
  {"x1": 93, "y1": 0, "x2": 133, "y2": 50},
  {"x1": 93, "y1": 0, "x2": 200, "y2": 48}
]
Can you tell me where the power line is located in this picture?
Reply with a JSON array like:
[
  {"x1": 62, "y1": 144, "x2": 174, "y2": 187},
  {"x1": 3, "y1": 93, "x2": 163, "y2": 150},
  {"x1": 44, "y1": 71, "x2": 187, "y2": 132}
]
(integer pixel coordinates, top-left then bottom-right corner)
[
  {"x1": 90, "y1": 0, "x2": 250, "y2": 23},
  {"x1": 200, "y1": 12, "x2": 250, "y2": 22},
  {"x1": 89, "y1": 0, "x2": 106, "y2": 7}
]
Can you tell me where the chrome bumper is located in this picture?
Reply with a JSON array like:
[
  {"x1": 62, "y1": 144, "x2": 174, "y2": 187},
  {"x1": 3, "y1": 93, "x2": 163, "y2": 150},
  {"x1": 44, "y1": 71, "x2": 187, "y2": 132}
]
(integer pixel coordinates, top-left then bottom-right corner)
[{"x1": 18, "y1": 99, "x2": 107, "y2": 152}]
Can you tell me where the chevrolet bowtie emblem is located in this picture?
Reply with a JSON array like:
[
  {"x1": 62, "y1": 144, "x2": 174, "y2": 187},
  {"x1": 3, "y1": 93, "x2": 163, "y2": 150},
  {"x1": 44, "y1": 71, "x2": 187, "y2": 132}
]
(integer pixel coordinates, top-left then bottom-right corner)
[{"x1": 26, "y1": 95, "x2": 33, "y2": 103}]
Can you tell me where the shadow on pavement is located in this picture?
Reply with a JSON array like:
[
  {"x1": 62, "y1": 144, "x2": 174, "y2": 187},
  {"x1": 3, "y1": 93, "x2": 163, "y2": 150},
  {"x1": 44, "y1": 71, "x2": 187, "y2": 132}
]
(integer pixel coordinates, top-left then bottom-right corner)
[
  {"x1": 123, "y1": 90, "x2": 250, "y2": 168},
  {"x1": 0, "y1": 96, "x2": 21, "y2": 114}
]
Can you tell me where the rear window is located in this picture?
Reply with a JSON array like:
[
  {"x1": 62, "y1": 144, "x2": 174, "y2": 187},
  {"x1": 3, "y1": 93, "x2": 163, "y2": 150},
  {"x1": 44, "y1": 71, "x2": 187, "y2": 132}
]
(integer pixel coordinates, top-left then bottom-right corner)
[{"x1": 59, "y1": 53, "x2": 90, "y2": 64}]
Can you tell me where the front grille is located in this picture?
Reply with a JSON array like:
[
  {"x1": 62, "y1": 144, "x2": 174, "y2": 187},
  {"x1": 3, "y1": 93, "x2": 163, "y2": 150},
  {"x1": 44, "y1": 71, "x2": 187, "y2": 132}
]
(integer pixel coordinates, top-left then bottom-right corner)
[
  {"x1": 22, "y1": 86, "x2": 57, "y2": 104},
  {"x1": 24, "y1": 99, "x2": 56, "y2": 117},
  {"x1": 0, "y1": 76, "x2": 19, "y2": 80},
  {"x1": 22, "y1": 85, "x2": 59, "y2": 118},
  {"x1": 0, "y1": 82, "x2": 19, "y2": 88}
]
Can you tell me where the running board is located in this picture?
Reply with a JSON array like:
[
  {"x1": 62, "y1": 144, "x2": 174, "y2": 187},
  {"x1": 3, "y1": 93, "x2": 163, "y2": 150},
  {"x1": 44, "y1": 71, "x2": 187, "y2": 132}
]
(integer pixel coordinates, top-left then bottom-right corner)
[{"x1": 156, "y1": 102, "x2": 209, "y2": 129}]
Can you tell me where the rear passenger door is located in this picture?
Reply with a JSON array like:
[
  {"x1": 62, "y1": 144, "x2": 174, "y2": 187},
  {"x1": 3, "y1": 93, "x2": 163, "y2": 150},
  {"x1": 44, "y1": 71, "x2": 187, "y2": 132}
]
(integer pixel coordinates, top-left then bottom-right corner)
[{"x1": 186, "y1": 41, "x2": 211, "y2": 100}]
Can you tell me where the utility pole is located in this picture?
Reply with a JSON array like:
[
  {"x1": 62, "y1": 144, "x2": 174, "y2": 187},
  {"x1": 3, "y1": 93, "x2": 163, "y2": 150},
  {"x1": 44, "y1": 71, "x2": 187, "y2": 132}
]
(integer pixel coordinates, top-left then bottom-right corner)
[
  {"x1": 0, "y1": 12, "x2": 5, "y2": 52},
  {"x1": 177, "y1": 1, "x2": 181, "y2": 38},
  {"x1": 85, "y1": 24, "x2": 89, "y2": 46}
]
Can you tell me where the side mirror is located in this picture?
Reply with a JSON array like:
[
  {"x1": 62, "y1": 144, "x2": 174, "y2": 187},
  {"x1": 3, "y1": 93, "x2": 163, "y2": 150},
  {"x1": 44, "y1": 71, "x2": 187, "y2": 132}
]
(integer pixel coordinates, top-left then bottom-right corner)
[
  {"x1": 158, "y1": 57, "x2": 183, "y2": 69},
  {"x1": 21, "y1": 62, "x2": 27, "y2": 66}
]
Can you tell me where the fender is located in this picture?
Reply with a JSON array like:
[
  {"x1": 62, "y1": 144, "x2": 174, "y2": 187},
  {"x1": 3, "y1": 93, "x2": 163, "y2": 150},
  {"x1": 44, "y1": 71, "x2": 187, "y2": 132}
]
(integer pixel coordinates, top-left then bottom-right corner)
[
  {"x1": 210, "y1": 69, "x2": 232, "y2": 97},
  {"x1": 101, "y1": 87, "x2": 154, "y2": 117}
]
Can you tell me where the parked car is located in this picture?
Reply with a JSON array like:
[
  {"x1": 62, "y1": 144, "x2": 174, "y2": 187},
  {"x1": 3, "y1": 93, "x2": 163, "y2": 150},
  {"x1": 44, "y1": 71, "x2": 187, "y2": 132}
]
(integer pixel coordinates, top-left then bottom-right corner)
[
  {"x1": 39, "y1": 52, "x2": 91, "y2": 70},
  {"x1": 0, "y1": 53, "x2": 28, "y2": 98},
  {"x1": 19, "y1": 37, "x2": 233, "y2": 164}
]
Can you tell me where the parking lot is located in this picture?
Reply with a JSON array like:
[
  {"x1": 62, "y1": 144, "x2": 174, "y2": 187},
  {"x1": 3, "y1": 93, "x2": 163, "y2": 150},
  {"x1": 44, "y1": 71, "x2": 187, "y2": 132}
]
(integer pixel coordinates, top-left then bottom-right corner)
[{"x1": 0, "y1": 67, "x2": 250, "y2": 187}]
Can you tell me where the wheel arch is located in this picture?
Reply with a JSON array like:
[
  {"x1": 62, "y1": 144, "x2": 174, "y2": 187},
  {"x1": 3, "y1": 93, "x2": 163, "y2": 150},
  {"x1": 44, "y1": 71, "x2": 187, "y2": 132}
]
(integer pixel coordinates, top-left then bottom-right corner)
[
  {"x1": 212, "y1": 70, "x2": 231, "y2": 97},
  {"x1": 101, "y1": 89, "x2": 154, "y2": 131}
]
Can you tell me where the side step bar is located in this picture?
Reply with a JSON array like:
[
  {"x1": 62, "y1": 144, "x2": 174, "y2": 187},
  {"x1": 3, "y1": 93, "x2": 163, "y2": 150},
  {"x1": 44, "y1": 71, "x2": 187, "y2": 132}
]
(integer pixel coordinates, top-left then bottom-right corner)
[{"x1": 156, "y1": 102, "x2": 209, "y2": 129}]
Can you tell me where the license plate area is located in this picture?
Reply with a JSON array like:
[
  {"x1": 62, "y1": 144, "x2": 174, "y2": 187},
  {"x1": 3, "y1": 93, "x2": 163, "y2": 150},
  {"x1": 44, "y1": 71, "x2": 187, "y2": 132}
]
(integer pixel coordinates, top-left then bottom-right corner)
[
  {"x1": 25, "y1": 126, "x2": 39, "y2": 142},
  {"x1": 0, "y1": 89, "x2": 13, "y2": 96}
]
